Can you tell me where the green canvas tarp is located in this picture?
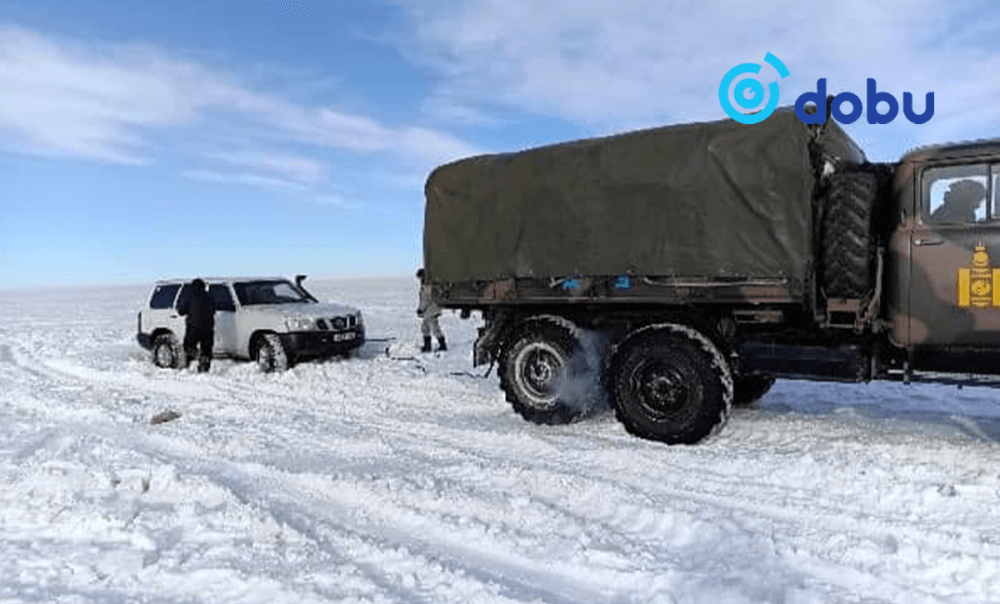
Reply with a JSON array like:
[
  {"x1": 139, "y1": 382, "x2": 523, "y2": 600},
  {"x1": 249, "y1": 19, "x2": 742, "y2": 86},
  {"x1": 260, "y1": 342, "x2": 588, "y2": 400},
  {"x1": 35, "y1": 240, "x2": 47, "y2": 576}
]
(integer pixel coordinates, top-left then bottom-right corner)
[{"x1": 423, "y1": 107, "x2": 865, "y2": 299}]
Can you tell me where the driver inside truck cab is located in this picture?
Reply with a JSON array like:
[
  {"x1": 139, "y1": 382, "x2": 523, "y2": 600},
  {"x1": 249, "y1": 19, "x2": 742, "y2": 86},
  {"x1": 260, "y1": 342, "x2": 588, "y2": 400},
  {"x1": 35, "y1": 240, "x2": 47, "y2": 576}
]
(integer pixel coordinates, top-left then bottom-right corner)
[{"x1": 930, "y1": 179, "x2": 987, "y2": 223}]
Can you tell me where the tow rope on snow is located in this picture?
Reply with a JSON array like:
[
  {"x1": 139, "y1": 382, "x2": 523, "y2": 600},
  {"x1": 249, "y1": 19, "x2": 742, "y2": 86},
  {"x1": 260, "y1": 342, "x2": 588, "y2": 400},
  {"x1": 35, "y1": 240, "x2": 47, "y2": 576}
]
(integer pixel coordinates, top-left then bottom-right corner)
[
  {"x1": 449, "y1": 359, "x2": 495, "y2": 379},
  {"x1": 378, "y1": 339, "x2": 497, "y2": 379}
]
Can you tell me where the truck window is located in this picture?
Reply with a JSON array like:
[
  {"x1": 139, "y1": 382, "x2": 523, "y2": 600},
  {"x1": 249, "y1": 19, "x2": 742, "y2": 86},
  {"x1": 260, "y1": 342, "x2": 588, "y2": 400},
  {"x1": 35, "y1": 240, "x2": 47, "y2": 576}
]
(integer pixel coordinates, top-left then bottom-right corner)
[
  {"x1": 992, "y1": 165, "x2": 1000, "y2": 220},
  {"x1": 149, "y1": 284, "x2": 181, "y2": 309},
  {"x1": 209, "y1": 284, "x2": 237, "y2": 312},
  {"x1": 924, "y1": 164, "x2": 989, "y2": 223}
]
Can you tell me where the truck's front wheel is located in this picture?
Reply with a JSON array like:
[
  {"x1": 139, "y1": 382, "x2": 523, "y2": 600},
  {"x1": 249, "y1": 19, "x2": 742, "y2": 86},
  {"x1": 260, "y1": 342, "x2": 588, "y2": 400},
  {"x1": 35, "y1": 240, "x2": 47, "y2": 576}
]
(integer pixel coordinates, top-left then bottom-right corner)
[
  {"x1": 611, "y1": 325, "x2": 733, "y2": 445},
  {"x1": 501, "y1": 318, "x2": 591, "y2": 425}
]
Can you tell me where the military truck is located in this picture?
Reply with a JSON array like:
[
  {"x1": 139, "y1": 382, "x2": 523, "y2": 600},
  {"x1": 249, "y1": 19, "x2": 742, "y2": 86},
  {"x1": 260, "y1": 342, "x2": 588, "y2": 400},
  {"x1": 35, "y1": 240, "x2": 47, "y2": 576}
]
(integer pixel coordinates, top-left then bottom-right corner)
[{"x1": 422, "y1": 101, "x2": 1000, "y2": 445}]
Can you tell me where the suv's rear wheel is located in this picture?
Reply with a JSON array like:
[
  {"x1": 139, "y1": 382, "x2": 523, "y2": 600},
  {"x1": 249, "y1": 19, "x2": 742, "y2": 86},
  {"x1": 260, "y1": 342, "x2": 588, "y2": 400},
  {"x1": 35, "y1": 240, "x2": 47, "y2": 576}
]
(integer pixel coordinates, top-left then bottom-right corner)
[
  {"x1": 254, "y1": 333, "x2": 289, "y2": 373},
  {"x1": 152, "y1": 333, "x2": 185, "y2": 369}
]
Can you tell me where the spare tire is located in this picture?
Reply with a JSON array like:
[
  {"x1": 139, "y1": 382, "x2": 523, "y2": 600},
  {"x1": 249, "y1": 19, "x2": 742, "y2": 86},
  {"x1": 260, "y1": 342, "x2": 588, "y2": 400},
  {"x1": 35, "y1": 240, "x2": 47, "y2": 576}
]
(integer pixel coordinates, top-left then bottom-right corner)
[{"x1": 821, "y1": 172, "x2": 877, "y2": 299}]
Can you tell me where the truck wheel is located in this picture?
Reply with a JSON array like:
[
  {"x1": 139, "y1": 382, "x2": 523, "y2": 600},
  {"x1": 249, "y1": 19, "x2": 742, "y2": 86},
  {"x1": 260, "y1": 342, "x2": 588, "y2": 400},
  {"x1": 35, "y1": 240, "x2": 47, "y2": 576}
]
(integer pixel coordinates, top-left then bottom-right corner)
[
  {"x1": 611, "y1": 326, "x2": 733, "y2": 445},
  {"x1": 152, "y1": 333, "x2": 186, "y2": 369},
  {"x1": 733, "y1": 373, "x2": 776, "y2": 407},
  {"x1": 255, "y1": 333, "x2": 289, "y2": 373},
  {"x1": 501, "y1": 318, "x2": 589, "y2": 425},
  {"x1": 821, "y1": 172, "x2": 877, "y2": 298}
]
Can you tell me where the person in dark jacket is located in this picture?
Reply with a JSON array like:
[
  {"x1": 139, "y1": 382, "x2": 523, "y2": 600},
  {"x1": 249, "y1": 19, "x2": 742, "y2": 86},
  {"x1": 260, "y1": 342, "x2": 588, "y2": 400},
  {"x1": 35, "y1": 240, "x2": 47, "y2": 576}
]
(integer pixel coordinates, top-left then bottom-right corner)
[
  {"x1": 416, "y1": 269, "x2": 446, "y2": 352},
  {"x1": 931, "y1": 179, "x2": 987, "y2": 223},
  {"x1": 177, "y1": 278, "x2": 216, "y2": 372}
]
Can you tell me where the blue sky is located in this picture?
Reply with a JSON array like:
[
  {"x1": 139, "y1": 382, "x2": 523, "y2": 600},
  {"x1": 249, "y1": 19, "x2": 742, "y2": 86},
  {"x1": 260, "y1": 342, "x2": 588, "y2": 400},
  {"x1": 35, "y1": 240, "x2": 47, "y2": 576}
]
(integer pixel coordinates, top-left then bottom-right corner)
[{"x1": 2, "y1": 0, "x2": 999, "y2": 288}]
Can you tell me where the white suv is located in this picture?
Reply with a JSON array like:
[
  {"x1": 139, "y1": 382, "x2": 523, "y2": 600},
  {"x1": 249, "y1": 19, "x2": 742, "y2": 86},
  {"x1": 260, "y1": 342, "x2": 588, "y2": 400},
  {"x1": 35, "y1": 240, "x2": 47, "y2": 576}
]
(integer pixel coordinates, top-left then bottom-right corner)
[{"x1": 137, "y1": 276, "x2": 365, "y2": 372}]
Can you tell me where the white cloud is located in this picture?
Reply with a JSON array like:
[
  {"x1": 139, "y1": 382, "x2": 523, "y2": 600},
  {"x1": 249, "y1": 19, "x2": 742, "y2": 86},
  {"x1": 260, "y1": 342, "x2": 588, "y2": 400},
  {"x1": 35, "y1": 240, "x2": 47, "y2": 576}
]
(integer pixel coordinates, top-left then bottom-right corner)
[
  {"x1": 419, "y1": 93, "x2": 504, "y2": 126},
  {"x1": 0, "y1": 24, "x2": 483, "y2": 185},
  {"x1": 204, "y1": 150, "x2": 329, "y2": 188},
  {"x1": 183, "y1": 167, "x2": 370, "y2": 209},
  {"x1": 392, "y1": 0, "x2": 1000, "y2": 160},
  {"x1": 181, "y1": 169, "x2": 311, "y2": 193},
  {"x1": 396, "y1": 126, "x2": 485, "y2": 166}
]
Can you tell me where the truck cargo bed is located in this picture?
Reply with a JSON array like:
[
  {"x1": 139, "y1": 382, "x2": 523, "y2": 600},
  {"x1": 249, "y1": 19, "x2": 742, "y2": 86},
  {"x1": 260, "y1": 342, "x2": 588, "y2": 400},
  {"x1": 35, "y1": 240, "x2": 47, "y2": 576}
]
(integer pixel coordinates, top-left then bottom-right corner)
[{"x1": 424, "y1": 107, "x2": 864, "y2": 306}]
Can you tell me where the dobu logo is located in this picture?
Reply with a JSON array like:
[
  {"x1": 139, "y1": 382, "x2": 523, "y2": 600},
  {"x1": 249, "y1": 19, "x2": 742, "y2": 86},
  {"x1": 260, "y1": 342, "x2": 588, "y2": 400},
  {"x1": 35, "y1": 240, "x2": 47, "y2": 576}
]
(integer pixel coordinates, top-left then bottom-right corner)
[
  {"x1": 795, "y1": 78, "x2": 934, "y2": 125},
  {"x1": 719, "y1": 53, "x2": 935, "y2": 125},
  {"x1": 718, "y1": 52, "x2": 790, "y2": 125}
]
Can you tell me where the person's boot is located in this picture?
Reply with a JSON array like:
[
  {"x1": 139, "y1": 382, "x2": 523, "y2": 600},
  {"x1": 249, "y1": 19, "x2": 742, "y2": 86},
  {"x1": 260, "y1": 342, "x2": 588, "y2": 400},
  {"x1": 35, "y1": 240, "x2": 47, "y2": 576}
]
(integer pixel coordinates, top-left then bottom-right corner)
[
  {"x1": 197, "y1": 356, "x2": 210, "y2": 373},
  {"x1": 421, "y1": 336, "x2": 432, "y2": 353},
  {"x1": 437, "y1": 336, "x2": 447, "y2": 352}
]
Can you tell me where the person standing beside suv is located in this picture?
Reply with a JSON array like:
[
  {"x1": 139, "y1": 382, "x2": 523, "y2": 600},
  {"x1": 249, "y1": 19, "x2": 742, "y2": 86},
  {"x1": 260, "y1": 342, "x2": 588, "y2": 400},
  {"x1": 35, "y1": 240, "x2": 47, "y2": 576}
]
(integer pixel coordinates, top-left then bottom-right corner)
[{"x1": 177, "y1": 278, "x2": 216, "y2": 372}]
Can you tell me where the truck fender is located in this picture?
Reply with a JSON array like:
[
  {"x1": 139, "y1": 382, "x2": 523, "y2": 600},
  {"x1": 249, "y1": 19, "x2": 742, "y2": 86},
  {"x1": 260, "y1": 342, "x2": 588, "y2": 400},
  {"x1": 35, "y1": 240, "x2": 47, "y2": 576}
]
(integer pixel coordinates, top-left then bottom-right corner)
[
  {"x1": 477, "y1": 312, "x2": 586, "y2": 367},
  {"x1": 609, "y1": 322, "x2": 735, "y2": 402}
]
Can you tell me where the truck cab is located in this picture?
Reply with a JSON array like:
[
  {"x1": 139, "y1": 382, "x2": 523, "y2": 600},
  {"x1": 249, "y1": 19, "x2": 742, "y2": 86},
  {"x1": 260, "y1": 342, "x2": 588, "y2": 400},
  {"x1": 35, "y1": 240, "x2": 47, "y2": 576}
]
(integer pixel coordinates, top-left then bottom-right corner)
[{"x1": 881, "y1": 141, "x2": 1000, "y2": 378}]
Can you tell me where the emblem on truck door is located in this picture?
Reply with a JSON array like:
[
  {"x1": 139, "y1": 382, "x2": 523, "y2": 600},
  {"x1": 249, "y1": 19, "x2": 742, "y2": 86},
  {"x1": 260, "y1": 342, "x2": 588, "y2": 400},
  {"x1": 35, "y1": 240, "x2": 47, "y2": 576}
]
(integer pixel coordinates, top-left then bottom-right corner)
[{"x1": 957, "y1": 243, "x2": 1000, "y2": 308}]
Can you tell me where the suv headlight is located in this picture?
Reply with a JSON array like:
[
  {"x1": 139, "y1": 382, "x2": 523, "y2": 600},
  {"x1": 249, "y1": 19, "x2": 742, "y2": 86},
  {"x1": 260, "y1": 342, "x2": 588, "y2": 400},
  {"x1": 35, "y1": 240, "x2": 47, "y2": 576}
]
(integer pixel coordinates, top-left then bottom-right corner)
[{"x1": 285, "y1": 317, "x2": 316, "y2": 331}]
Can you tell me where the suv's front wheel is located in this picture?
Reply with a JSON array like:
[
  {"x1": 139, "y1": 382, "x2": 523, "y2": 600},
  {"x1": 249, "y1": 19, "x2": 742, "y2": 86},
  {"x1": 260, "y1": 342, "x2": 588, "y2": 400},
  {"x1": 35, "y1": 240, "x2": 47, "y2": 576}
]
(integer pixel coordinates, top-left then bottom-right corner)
[
  {"x1": 152, "y1": 333, "x2": 186, "y2": 369},
  {"x1": 254, "y1": 333, "x2": 289, "y2": 373}
]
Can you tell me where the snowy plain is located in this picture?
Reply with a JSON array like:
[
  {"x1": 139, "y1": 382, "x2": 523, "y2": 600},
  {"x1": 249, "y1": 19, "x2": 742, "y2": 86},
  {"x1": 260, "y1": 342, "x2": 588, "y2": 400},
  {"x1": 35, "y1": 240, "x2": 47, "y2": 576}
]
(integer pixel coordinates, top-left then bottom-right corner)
[{"x1": 1, "y1": 277, "x2": 999, "y2": 604}]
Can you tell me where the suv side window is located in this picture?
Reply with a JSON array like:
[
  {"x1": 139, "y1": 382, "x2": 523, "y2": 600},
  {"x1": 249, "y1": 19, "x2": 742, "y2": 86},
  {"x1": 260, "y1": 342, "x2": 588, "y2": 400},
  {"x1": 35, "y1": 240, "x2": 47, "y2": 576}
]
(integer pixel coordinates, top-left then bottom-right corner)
[
  {"x1": 150, "y1": 284, "x2": 181, "y2": 309},
  {"x1": 210, "y1": 284, "x2": 237, "y2": 312},
  {"x1": 175, "y1": 284, "x2": 193, "y2": 310},
  {"x1": 924, "y1": 164, "x2": 990, "y2": 223}
]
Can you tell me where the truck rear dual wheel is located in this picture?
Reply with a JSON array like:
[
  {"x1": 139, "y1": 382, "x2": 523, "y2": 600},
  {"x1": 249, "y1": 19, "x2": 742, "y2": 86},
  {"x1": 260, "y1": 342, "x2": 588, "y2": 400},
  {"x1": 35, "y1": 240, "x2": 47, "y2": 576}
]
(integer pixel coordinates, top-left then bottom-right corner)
[{"x1": 611, "y1": 326, "x2": 733, "y2": 445}]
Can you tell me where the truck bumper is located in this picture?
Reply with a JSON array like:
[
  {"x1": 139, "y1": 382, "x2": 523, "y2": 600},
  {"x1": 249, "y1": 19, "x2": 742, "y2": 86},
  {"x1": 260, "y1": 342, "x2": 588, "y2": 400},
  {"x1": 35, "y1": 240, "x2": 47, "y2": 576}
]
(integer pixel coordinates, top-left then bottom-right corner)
[
  {"x1": 279, "y1": 328, "x2": 365, "y2": 357},
  {"x1": 137, "y1": 333, "x2": 153, "y2": 350}
]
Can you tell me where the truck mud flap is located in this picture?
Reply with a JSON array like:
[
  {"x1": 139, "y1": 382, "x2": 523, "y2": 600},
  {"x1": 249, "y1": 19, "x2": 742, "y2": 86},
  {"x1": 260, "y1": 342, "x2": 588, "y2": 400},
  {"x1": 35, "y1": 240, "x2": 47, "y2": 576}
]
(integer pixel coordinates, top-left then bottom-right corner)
[{"x1": 473, "y1": 312, "x2": 511, "y2": 367}]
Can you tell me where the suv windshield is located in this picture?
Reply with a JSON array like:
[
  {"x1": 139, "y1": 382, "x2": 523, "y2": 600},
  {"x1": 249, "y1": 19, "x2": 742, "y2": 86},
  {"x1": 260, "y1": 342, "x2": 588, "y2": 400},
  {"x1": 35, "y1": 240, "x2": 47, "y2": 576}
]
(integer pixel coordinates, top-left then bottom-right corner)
[{"x1": 233, "y1": 280, "x2": 314, "y2": 306}]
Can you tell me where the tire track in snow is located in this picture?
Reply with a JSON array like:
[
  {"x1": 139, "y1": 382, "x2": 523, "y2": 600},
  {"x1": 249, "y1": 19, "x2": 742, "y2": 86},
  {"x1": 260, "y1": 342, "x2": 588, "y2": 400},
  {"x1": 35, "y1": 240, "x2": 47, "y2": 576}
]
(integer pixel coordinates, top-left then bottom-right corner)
[
  {"x1": 6, "y1": 351, "x2": 704, "y2": 601},
  {"x1": 108, "y1": 428, "x2": 629, "y2": 604},
  {"x1": 8, "y1": 345, "x2": 1000, "y2": 602},
  {"x1": 192, "y1": 377, "x2": 1000, "y2": 604},
  {"x1": 135, "y1": 383, "x2": 1000, "y2": 602},
  {"x1": 4, "y1": 350, "x2": 621, "y2": 602}
]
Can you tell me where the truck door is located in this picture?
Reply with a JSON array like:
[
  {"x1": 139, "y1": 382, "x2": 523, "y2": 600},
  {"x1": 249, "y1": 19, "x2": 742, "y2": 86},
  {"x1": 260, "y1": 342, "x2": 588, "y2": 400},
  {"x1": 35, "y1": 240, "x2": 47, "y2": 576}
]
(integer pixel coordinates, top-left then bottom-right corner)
[
  {"x1": 209, "y1": 283, "x2": 238, "y2": 356},
  {"x1": 909, "y1": 162, "x2": 1000, "y2": 345}
]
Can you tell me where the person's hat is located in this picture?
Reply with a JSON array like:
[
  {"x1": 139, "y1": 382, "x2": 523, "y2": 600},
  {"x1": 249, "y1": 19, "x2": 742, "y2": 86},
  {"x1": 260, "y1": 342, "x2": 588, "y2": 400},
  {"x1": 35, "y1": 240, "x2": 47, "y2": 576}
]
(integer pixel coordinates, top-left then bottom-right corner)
[{"x1": 191, "y1": 278, "x2": 205, "y2": 288}]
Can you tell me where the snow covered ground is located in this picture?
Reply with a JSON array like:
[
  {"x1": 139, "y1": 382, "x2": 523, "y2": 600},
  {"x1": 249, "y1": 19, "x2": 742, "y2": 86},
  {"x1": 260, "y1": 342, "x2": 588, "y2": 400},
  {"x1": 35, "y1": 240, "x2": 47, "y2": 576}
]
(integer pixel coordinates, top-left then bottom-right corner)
[{"x1": 1, "y1": 277, "x2": 999, "y2": 604}]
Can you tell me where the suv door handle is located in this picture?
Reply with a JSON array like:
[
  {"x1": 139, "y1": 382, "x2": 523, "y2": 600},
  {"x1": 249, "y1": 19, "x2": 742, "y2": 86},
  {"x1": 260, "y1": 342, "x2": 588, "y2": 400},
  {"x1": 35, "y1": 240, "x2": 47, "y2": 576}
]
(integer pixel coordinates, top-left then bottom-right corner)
[{"x1": 914, "y1": 238, "x2": 944, "y2": 246}]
